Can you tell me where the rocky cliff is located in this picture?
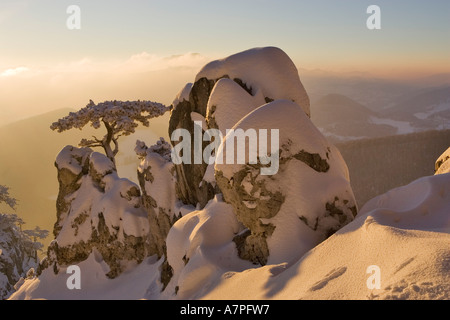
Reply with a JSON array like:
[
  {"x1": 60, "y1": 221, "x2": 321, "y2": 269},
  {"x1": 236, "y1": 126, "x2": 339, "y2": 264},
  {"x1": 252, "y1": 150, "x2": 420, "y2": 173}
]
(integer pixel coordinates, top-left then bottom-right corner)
[{"x1": 39, "y1": 142, "x2": 178, "y2": 284}]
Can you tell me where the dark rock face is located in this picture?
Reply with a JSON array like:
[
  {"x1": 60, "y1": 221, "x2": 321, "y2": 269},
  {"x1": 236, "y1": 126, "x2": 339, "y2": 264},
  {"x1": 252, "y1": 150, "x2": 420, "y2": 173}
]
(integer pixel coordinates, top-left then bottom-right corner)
[
  {"x1": 169, "y1": 78, "x2": 216, "y2": 209},
  {"x1": 168, "y1": 74, "x2": 282, "y2": 210},
  {"x1": 216, "y1": 168, "x2": 283, "y2": 265},
  {"x1": 53, "y1": 146, "x2": 91, "y2": 237}
]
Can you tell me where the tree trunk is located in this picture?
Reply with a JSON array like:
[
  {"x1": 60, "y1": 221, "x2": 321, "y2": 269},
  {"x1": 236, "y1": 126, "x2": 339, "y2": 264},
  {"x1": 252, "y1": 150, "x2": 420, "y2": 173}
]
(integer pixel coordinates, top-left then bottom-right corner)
[{"x1": 102, "y1": 120, "x2": 117, "y2": 168}]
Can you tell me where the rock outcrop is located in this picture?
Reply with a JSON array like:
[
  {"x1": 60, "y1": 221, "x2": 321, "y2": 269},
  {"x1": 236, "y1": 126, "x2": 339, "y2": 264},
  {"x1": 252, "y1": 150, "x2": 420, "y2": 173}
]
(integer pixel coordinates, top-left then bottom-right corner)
[
  {"x1": 36, "y1": 137, "x2": 180, "y2": 288},
  {"x1": 169, "y1": 78, "x2": 217, "y2": 209},
  {"x1": 215, "y1": 100, "x2": 357, "y2": 265},
  {"x1": 41, "y1": 145, "x2": 152, "y2": 279},
  {"x1": 166, "y1": 47, "x2": 356, "y2": 287},
  {"x1": 435, "y1": 147, "x2": 450, "y2": 175},
  {"x1": 168, "y1": 47, "x2": 310, "y2": 210},
  {"x1": 135, "y1": 138, "x2": 179, "y2": 287}
]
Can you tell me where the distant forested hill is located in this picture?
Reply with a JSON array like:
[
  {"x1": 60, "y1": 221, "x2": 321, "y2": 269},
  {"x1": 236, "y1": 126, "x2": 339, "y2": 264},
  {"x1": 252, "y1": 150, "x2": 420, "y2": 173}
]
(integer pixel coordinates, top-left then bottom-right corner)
[{"x1": 337, "y1": 129, "x2": 450, "y2": 209}]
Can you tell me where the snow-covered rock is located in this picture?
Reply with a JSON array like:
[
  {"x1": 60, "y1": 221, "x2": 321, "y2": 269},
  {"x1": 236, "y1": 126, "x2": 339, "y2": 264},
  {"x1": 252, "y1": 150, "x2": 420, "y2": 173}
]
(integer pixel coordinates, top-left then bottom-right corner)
[
  {"x1": 162, "y1": 195, "x2": 253, "y2": 299},
  {"x1": 43, "y1": 145, "x2": 152, "y2": 279},
  {"x1": 206, "y1": 78, "x2": 266, "y2": 134},
  {"x1": 161, "y1": 48, "x2": 355, "y2": 293},
  {"x1": 172, "y1": 83, "x2": 193, "y2": 111},
  {"x1": 169, "y1": 47, "x2": 311, "y2": 210},
  {"x1": 11, "y1": 172, "x2": 450, "y2": 300},
  {"x1": 136, "y1": 138, "x2": 179, "y2": 287},
  {"x1": 435, "y1": 147, "x2": 450, "y2": 175},
  {"x1": 196, "y1": 46, "x2": 310, "y2": 116},
  {"x1": 215, "y1": 100, "x2": 357, "y2": 265}
]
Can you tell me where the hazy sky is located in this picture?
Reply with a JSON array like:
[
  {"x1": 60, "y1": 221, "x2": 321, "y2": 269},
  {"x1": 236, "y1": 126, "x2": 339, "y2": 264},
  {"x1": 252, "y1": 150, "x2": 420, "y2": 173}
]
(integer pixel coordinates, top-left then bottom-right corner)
[{"x1": 0, "y1": 0, "x2": 449, "y2": 125}]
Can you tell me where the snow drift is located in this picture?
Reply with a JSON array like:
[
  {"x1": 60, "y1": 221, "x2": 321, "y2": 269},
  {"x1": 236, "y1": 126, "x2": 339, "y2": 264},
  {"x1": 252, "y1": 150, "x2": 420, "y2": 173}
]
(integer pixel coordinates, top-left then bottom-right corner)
[
  {"x1": 10, "y1": 171, "x2": 450, "y2": 300},
  {"x1": 202, "y1": 172, "x2": 450, "y2": 300}
]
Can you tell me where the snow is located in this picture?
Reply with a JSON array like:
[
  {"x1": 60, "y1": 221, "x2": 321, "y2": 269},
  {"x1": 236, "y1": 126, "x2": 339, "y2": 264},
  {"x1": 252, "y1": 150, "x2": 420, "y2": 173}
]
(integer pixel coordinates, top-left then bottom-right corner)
[
  {"x1": 56, "y1": 172, "x2": 148, "y2": 246},
  {"x1": 358, "y1": 173, "x2": 450, "y2": 233},
  {"x1": 55, "y1": 148, "x2": 149, "y2": 247},
  {"x1": 50, "y1": 100, "x2": 170, "y2": 163},
  {"x1": 317, "y1": 127, "x2": 368, "y2": 142},
  {"x1": 172, "y1": 83, "x2": 193, "y2": 109},
  {"x1": 90, "y1": 151, "x2": 115, "y2": 175},
  {"x1": 13, "y1": 173, "x2": 448, "y2": 299},
  {"x1": 101, "y1": 176, "x2": 149, "y2": 238},
  {"x1": 51, "y1": 100, "x2": 169, "y2": 134},
  {"x1": 9, "y1": 133, "x2": 450, "y2": 301},
  {"x1": 163, "y1": 195, "x2": 253, "y2": 299},
  {"x1": 55, "y1": 145, "x2": 91, "y2": 175},
  {"x1": 207, "y1": 78, "x2": 266, "y2": 135},
  {"x1": 216, "y1": 99, "x2": 348, "y2": 181},
  {"x1": 196, "y1": 47, "x2": 310, "y2": 117},
  {"x1": 0, "y1": 213, "x2": 39, "y2": 298},
  {"x1": 137, "y1": 142, "x2": 177, "y2": 219},
  {"x1": 202, "y1": 163, "x2": 216, "y2": 185},
  {"x1": 10, "y1": 252, "x2": 163, "y2": 300},
  {"x1": 202, "y1": 173, "x2": 450, "y2": 300},
  {"x1": 216, "y1": 99, "x2": 356, "y2": 265},
  {"x1": 414, "y1": 101, "x2": 450, "y2": 120},
  {"x1": 0, "y1": 185, "x2": 17, "y2": 210},
  {"x1": 7, "y1": 46, "x2": 449, "y2": 300},
  {"x1": 190, "y1": 112, "x2": 207, "y2": 131},
  {"x1": 369, "y1": 116, "x2": 415, "y2": 135}
]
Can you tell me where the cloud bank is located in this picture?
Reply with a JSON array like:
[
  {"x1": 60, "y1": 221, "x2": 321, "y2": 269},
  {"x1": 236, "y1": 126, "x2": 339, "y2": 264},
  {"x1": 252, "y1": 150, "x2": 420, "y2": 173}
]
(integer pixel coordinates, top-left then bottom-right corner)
[{"x1": 0, "y1": 52, "x2": 212, "y2": 126}]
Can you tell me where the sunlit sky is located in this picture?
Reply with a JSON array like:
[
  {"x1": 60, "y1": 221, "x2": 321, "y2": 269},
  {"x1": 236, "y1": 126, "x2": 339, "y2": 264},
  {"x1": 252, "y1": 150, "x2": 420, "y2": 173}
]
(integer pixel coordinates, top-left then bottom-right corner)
[{"x1": 0, "y1": 0, "x2": 449, "y2": 125}]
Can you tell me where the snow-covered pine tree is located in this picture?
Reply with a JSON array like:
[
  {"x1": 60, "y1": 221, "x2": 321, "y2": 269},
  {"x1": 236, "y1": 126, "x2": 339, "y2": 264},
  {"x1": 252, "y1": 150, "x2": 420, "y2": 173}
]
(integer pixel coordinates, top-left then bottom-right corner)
[
  {"x1": 0, "y1": 185, "x2": 17, "y2": 210},
  {"x1": 50, "y1": 100, "x2": 170, "y2": 166},
  {"x1": 0, "y1": 185, "x2": 48, "y2": 299}
]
